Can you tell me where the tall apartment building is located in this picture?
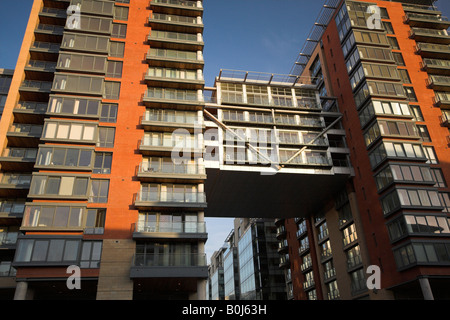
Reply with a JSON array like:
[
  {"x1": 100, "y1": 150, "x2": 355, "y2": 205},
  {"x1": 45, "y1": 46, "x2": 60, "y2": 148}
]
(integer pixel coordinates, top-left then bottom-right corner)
[
  {"x1": 0, "y1": 0, "x2": 208, "y2": 300},
  {"x1": 206, "y1": 218, "x2": 287, "y2": 301},
  {"x1": 276, "y1": 0, "x2": 450, "y2": 300}
]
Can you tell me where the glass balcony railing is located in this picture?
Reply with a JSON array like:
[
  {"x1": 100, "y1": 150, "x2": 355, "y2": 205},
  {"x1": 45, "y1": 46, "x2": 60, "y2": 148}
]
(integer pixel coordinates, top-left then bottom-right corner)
[
  {"x1": 30, "y1": 41, "x2": 60, "y2": 52},
  {"x1": 149, "y1": 30, "x2": 201, "y2": 43},
  {"x1": 427, "y1": 75, "x2": 450, "y2": 86},
  {"x1": 0, "y1": 262, "x2": 16, "y2": 277},
  {"x1": 421, "y1": 58, "x2": 450, "y2": 69},
  {"x1": 0, "y1": 231, "x2": 18, "y2": 246},
  {"x1": 142, "y1": 110, "x2": 199, "y2": 125},
  {"x1": 302, "y1": 279, "x2": 315, "y2": 290},
  {"x1": 15, "y1": 101, "x2": 48, "y2": 113},
  {"x1": 405, "y1": 13, "x2": 449, "y2": 23},
  {"x1": 132, "y1": 253, "x2": 207, "y2": 268},
  {"x1": 0, "y1": 200, "x2": 25, "y2": 216},
  {"x1": 40, "y1": 7, "x2": 67, "y2": 17},
  {"x1": 20, "y1": 80, "x2": 52, "y2": 91},
  {"x1": 0, "y1": 173, "x2": 32, "y2": 187},
  {"x1": 146, "y1": 68, "x2": 203, "y2": 82},
  {"x1": 410, "y1": 27, "x2": 449, "y2": 38},
  {"x1": 2, "y1": 148, "x2": 37, "y2": 160},
  {"x1": 36, "y1": 24, "x2": 65, "y2": 34},
  {"x1": 152, "y1": 0, "x2": 202, "y2": 9},
  {"x1": 138, "y1": 162, "x2": 205, "y2": 176},
  {"x1": 150, "y1": 13, "x2": 202, "y2": 26},
  {"x1": 144, "y1": 88, "x2": 203, "y2": 103},
  {"x1": 25, "y1": 60, "x2": 57, "y2": 72},
  {"x1": 134, "y1": 221, "x2": 206, "y2": 233},
  {"x1": 8, "y1": 124, "x2": 43, "y2": 136},
  {"x1": 135, "y1": 190, "x2": 206, "y2": 204},
  {"x1": 324, "y1": 268, "x2": 336, "y2": 281},
  {"x1": 147, "y1": 48, "x2": 201, "y2": 61},
  {"x1": 343, "y1": 233, "x2": 358, "y2": 247},
  {"x1": 327, "y1": 289, "x2": 340, "y2": 300}
]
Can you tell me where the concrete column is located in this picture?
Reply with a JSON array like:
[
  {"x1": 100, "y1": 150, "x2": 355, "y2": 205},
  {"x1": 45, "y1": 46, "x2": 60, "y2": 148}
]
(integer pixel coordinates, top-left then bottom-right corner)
[
  {"x1": 14, "y1": 281, "x2": 28, "y2": 300},
  {"x1": 419, "y1": 277, "x2": 434, "y2": 300}
]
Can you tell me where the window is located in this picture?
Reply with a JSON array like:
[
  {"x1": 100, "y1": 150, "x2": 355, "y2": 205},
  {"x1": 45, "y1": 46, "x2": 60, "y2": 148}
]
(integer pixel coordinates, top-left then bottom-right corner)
[
  {"x1": 112, "y1": 23, "x2": 127, "y2": 38},
  {"x1": 431, "y1": 168, "x2": 447, "y2": 188},
  {"x1": 399, "y1": 69, "x2": 411, "y2": 84},
  {"x1": 61, "y1": 33, "x2": 109, "y2": 53},
  {"x1": 100, "y1": 103, "x2": 118, "y2": 123},
  {"x1": 103, "y1": 81, "x2": 121, "y2": 100},
  {"x1": 97, "y1": 127, "x2": 115, "y2": 148},
  {"x1": 15, "y1": 238, "x2": 80, "y2": 264},
  {"x1": 36, "y1": 147, "x2": 93, "y2": 169},
  {"x1": 89, "y1": 180, "x2": 110, "y2": 203},
  {"x1": 43, "y1": 121, "x2": 97, "y2": 143},
  {"x1": 93, "y1": 152, "x2": 112, "y2": 174},
  {"x1": 380, "y1": 188, "x2": 442, "y2": 215},
  {"x1": 22, "y1": 205, "x2": 84, "y2": 228},
  {"x1": 114, "y1": 6, "x2": 129, "y2": 21},
  {"x1": 106, "y1": 60, "x2": 123, "y2": 78},
  {"x1": 388, "y1": 36, "x2": 400, "y2": 50},
  {"x1": 29, "y1": 175, "x2": 90, "y2": 198},
  {"x1": 78, "y1": 16, "x2": 112, "y2": 34},
  {"x1": 410, "y1": 105, "x2": 424, "y2": 121},
  {"x1": 53, "y1": 74, "x2": 103, "y2": 95},
  {"x1": 109, "y1": 41, "x2": 125, "y2": 58},
  {"x1": 48, "y1": 96, "x2": 100, "y2": 117},
  {"x1": 424, "y1": 146, "x2": 438, "y2": 164},
  {"x1": 57, "y1": 53, "x2": 106, "y2": 73},
  {"x1": 375, "y1": 164, "x2": 434, "y2": 191},
  {"x1": 85, "y1": 208, "x2": 106, "y2": 234},
  {"x1": 80, "y1": 241, "x2": 103, "y2": 268},
  {"x1": 393, "y1": 52, "x2": 405, "y2": 66},
  {"x1": 417, "y1": 125, "x2": 431, "y2": 142},
  {"x1": 404, "y1": 86, "x2": 417, "y2": 102}
]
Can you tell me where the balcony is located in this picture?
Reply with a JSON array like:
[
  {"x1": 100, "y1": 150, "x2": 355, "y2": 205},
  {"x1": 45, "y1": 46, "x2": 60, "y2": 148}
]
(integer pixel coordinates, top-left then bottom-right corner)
[
  {"x1": 426, "y1": 75, "x2": 450, "y2": 91},
  {"x1": 29, "y1": 41, "x2": 60, "y2": 61},
  {"x1": 409, "y1": 28, "x2": 450, "y2": 44},
  {"x1": 439, "y1": 112, "x2": 450, "y2": 127},
  {"x1": 147, "y1": 48, "x2": 204, "y2": 70},
  {"x1": 35, "y1": 23, "x2": 64, "y2": 43},
  {"x1": 141, "y1": 110, "x2": 203, "y2": 132},
  {"x1": 404, "y1": 13, "x2": 450, "y2": 29},
  {"x1": 433, "y1": 91, "x2": 450, "y2": 108},
  {"x1": 13, "y1": 101, "x2": 47, "y2": 123},
  {"x1": 6, "y1": 124, "x2": 43, "y2": 147},
  {"x1": 300, "y1": 258, "x2": 313, "y2": 272},
  {"x1": 19, "y1": 80, "x2": 52, "y2": 101},
  {"x1": 136, "y1": 161, "x2": 206, "y2": 183},
  {"x1": 134, "y1": 190, "x2": 207, "y2": 210},
  {"x1": 327, "y1": 289, "x2": 340, "y2": 300},
  {"x1": 0, "y1": 262, "x2": 16, "y2": 278},
  {"x1": 138, "y1": 136, "x2": 203, "y2": 157},
  {"x1": 148, "y1": 30, "x2": 204, "y2": 51},
  {"x1": 402, "y1": 4, "x2": 442, "y2": 16},
  {"x1": 420, "y1": 58, "x2": 450, "y2": 75},
  {"x1": 415, "y1": 43, "x2": 450, "y2": 59},
  {"x1": 279, "y1": 254, "x2": 290, "y2": 269},
  {"x1": 302, "y1": 279, "x2": 315, "y2": 291},
  {"x1": 133, "y1": 220, "x2": 207, "y2": 240},
  {"x1": 150, "y1": 0, "x2": 203, "y2": 17},
  {"x1": 148, "y1": 13, "x2": 204, "y2": 33},
  {"x1": 0, "y1": 148, "x2": 37, "y2": 171},
  {"x1": 0, "y1": 200, "x2": 25, "y2": 219},
  {"x1": 130, "y1": 253, "x2": 208, "y2": 278},
  {"x1": 144, "y1": 68, "x2": 204, "y2": 89},
  {"x1": 277, "y1": 239, "x2": 288, "y2": 253},
  {"x1": 0, "y1": 230, "x2": 19, "y2": 248},
  {"x1": 0, "y1": 174, "x2": 32, "y2": 197},
  {"x1": 143, "y1": 88, "x2": 204, "y2": 109},
  {"x1": 324, "y1": 268, "x2": 336, "y2": 282}
]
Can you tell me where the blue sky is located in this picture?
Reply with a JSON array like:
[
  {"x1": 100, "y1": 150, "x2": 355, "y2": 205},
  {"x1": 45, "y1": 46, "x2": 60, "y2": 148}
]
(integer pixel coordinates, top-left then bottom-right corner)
[{"x1": 1, "y1": 0, "x2": 450, "y2": 261}]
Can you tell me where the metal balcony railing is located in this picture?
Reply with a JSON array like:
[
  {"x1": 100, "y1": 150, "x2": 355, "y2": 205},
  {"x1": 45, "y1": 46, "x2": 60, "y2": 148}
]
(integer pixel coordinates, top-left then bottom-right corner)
[
  {"x1": 132, "y1": 253, "x2": 207, "y2": 268},
  {"x1": 135, "y1": 190, "x2": 206, "y2": 204},
  {"x1": 134, "y1": 221, "x2": 206, "y2": 233},
  {"x1": 137, "y1": 162, "x2": 205, "y2": 176}
]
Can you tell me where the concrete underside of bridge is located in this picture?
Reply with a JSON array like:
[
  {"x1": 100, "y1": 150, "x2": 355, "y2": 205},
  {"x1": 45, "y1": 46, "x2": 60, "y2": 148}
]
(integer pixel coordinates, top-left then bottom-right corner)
[{"x1": 204, "y1": 166, "x2": 351, "y2": 219}]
